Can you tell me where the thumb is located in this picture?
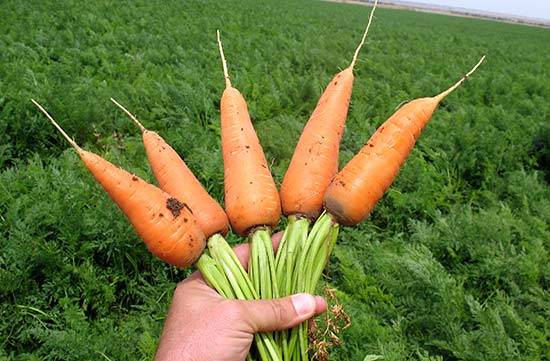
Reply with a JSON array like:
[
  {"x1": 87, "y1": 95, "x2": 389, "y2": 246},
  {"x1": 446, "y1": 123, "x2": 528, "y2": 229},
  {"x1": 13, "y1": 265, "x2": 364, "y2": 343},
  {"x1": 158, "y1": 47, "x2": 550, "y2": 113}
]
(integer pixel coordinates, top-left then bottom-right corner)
[{"x1": 238, "y1": 293, "x2": 326, "y2": 333}]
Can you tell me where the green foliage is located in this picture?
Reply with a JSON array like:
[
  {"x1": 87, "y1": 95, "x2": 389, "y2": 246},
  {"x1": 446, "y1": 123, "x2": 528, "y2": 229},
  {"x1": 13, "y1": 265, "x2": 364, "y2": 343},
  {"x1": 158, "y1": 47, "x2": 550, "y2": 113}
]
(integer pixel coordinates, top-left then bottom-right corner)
[{"x1": 1, "y1": 0, "x2": 549, "y2": 360}]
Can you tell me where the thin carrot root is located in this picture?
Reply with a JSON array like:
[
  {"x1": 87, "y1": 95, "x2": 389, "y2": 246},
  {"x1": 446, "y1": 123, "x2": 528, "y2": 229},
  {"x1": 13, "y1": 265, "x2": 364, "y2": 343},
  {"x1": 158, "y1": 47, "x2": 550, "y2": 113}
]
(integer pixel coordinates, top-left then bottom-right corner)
[
  {"x1": 435, "y1": 55, "x2": 486, "y2": 102},
  {"x1": 217, "y1": 30, "x2": 232, "y2": 89},
  {"x1": 349, "y1": 0, "x2": 378, "y2": 70},
  {"x1": 31, "y1": 99, "x2": 83, "y2": 153},
  {"x1": 110, "y1": 98, "x2": 147, "y2": 132}
]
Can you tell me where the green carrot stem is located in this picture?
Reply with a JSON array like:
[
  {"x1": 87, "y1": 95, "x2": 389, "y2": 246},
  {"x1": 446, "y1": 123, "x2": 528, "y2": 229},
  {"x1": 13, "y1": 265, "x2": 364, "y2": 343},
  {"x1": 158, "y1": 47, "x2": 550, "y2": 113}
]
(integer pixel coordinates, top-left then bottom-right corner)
[
  {"x1": 288, "y1": 212, "x2": 338, "y2": 359},
  {"x1": 274, "y1": 217, "x2": 310, "y2": 359},
  {"x1": 207, "y1": 234, "x2": 281, "y2": 361},
  {"x1": 249, "y1": 228, "x2": 279, "y2": 299},
  {"x1": 196, "y1": 253, "x2": 235, "y2": 298}
]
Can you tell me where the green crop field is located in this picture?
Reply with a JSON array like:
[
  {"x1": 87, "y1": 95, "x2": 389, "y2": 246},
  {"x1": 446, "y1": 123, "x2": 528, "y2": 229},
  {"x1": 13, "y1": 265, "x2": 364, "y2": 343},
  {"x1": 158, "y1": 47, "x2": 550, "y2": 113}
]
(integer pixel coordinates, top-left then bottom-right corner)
[{"x1": 1, "y1": 0, "x2": 549, "y2": 360}]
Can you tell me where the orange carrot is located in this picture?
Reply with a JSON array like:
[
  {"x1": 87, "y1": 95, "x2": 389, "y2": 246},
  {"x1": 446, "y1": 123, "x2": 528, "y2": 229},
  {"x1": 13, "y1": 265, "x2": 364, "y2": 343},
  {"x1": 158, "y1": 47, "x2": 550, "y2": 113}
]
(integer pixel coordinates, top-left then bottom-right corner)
[
  {"x1": 32, "y1": 100, "x2": 206, "y2": 268},
  {"x1": 324, "y1": 56, "x2": 486, "y2": 226},
  {"x1": 279, "y1": 0, "x2": 378, "y2": 220},
  {"x1": 217, "y1": 31, "x2": 281, "y2": 236},
  {"x1": 213, "y1": 34, "x2": 283, "y2": 360},
  {"x1": 110, "y1": 98, "x2": 229, "y2": 238}
]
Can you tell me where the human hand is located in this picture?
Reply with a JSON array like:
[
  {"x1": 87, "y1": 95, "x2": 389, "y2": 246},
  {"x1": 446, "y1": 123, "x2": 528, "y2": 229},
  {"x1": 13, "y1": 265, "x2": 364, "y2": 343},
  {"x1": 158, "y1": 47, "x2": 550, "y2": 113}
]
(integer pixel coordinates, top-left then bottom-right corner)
[{"x1": 155, "y1": 233, "x2": 327, "y2": 361}]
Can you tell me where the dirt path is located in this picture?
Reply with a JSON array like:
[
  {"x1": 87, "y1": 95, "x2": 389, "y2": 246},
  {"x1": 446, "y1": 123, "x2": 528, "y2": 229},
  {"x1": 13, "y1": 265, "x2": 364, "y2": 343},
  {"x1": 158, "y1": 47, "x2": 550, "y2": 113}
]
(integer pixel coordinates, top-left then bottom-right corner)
[{"x1": 325, "y1": 0, "x2": 550, "y2": 29}]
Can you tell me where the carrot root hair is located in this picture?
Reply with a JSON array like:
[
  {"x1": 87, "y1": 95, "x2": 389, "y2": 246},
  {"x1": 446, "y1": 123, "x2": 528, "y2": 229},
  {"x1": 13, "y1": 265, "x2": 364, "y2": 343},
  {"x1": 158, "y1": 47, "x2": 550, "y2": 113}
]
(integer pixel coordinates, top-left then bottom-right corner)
[
  {"x1": 349, "y1": 0, "x2": 378, "y2": 70},
  {"x1": 110, "y1": 98, "x2": 147, "y2": 132},
  {"x1": 435, "y1": 55, "x2": 486, "y2": 102}
]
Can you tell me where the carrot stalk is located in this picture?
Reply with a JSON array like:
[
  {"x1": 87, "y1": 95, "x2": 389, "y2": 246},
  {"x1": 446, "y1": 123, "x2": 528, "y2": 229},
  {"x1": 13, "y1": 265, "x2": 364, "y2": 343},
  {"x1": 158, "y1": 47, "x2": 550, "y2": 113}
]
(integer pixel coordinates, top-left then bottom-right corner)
[
  {"x1": 273, "y1": 217, "x2": 309, "y2": 360},
  {"x1": 208, "y1": 234, "x2": 281, "y2": 361},
  {"x1": 249, "y1": 229, "x2": 279, "y2": 299},
  {"x1": 196, "y1": 254, "x2": 235, "y2": 298}
]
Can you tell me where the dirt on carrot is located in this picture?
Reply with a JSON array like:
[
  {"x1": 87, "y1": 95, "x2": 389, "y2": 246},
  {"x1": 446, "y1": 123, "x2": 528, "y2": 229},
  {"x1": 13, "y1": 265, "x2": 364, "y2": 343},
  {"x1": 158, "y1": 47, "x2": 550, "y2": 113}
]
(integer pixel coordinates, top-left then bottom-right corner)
[{"x1": 166, "y1": 197, "x2": 186, "y2": 218}]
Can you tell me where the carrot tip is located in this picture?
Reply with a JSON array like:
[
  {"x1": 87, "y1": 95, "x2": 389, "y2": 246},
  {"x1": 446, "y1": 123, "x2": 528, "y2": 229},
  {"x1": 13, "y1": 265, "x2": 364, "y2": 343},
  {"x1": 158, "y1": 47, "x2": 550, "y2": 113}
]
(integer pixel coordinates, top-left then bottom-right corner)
[
  {"x1": 216, "y1": 30, "x2": 232, "y2": 89},
  {"x1": 349, "y1": 0, "x2": 378, "y2": 70},
  {"x1": 110, "y1": 98, "x2": 147, "y2": 133},
  {"x1": 435, "y1": 55, "x2": 486, "y2": 102},
  {"x1": 31, "y1": 99, "x2": 83, "y2": 153}
]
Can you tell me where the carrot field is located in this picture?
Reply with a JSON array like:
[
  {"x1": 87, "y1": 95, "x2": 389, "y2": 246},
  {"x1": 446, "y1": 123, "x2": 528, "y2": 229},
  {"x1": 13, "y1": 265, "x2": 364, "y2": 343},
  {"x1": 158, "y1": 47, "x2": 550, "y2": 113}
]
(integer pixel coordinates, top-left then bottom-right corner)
[{"x1": 1, "y1": 0, "x2": 549, "y2": 360}]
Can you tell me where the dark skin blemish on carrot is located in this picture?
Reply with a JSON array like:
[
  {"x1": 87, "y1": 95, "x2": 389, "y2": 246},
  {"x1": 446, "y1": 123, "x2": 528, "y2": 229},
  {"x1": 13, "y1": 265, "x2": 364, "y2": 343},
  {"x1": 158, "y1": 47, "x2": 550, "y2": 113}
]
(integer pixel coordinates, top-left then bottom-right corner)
[
  {"x1": 166, "y1": 197, "x2": 186, "y2": 218},
  {"x1": 132, "y1": 176, "x2": 138, "y2": 181}
]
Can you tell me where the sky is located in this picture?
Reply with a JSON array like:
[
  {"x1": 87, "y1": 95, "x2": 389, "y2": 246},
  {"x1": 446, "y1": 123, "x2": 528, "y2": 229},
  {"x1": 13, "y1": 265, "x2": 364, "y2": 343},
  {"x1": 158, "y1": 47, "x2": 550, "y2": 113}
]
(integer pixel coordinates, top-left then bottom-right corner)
[{"x1": 408, "y1": 0, "x2": 550, "y2": 20}]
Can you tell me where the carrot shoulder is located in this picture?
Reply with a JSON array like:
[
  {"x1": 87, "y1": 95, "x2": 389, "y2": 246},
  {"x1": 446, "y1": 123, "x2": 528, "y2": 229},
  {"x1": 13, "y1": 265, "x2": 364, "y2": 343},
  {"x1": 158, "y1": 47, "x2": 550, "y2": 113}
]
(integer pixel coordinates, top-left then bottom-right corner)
[{"x1": 32, "y1": 100, "x2": 205, "y2": 268}]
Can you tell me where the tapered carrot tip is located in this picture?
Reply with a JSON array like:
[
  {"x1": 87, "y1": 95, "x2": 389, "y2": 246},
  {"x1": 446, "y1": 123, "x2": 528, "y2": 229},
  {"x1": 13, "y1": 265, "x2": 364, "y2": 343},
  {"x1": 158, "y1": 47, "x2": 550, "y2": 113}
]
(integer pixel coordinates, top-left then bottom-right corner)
[
  {"x1": 434, "y1": 55, "x2": 486, "y2": 103},
  {"x1": 216, "y1": 30, "x2": 281, "y2": 234},
  {"x1": 280, "y1": 2, "x2": 377, "y2": 219},
  {"x1": 217, "y1": 30, "x2": 232, "y2": 89},
  {"x1": 349, "y1": 0, "x2": 378, "y2": 70},
  {"x1": 112, "y1": 98, "x2": 231, "y2": 237},
  {"x1": 31, "y1": 99, "x2": 84, "y2": 153},
  {"x1": 110, "y1": 98, "x2": 147, "y2": 132}
]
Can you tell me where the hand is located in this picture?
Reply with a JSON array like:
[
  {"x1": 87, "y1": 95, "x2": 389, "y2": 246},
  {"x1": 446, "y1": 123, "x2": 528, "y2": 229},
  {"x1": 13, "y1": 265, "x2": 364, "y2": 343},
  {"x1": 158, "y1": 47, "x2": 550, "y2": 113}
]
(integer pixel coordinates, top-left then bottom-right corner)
[{"x1": 155, "y1": 233, "x2": 327, "y2": 361}]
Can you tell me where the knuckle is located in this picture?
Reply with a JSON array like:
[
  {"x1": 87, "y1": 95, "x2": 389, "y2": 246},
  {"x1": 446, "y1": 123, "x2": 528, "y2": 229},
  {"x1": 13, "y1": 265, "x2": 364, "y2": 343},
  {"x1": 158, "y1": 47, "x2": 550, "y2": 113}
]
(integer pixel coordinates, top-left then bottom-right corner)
[{"x1": 269, "y1": 300, "x2": 290, "y2": 326}]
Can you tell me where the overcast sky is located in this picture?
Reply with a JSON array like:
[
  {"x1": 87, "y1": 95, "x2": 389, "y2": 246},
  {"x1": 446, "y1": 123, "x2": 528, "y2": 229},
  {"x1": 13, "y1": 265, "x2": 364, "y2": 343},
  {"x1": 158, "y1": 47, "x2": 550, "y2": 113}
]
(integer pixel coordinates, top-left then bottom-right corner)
[{"x1": 409, "y1": 0, "x2": 550, "y2": 20}]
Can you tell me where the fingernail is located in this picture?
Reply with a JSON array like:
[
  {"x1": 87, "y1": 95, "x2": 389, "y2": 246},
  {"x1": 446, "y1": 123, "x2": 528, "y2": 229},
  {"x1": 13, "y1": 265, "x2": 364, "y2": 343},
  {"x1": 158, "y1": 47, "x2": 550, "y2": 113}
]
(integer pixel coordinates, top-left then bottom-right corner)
[{"x1": 291, "y1": 293, "x2": 316, "y2": 317}]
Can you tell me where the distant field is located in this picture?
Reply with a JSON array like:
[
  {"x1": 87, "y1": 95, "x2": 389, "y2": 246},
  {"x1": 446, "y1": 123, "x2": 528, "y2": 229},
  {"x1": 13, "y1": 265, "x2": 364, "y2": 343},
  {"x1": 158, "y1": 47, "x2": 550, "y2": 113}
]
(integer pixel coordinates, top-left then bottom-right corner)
[{"x1": 1, "y1": 0, "x2": 549, "y2": 360}]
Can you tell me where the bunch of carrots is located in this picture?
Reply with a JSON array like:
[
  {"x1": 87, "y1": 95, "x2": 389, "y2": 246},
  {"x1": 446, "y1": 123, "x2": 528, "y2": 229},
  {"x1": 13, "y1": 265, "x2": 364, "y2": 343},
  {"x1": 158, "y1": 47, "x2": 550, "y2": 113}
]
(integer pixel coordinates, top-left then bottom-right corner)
[{"x1": 32, "y1": 1, "x2": 486, "y2": 359}]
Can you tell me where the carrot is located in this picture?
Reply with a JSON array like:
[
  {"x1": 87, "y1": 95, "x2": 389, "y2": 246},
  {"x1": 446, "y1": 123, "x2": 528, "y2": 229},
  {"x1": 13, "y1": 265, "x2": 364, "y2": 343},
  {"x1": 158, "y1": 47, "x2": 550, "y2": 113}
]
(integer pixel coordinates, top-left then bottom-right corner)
[
  {"x1": 324, "y1": 55, "x2": 486, "y2": 225},
  {"x1": 279, "y1": 0, "x2": 378, "y2": 220},
  {"x1": 205, "y1": 31, "x2": 283, "y2": 361},
  {"x1": 33, "y1": 102, "x2": 262, "y2": 356},
  {"x1": 217, "y1": 31, "x2": 281, "y2": 236},
  {"x1": 31, "y1": 100, "x2": 205, "y2": 268},
  {"x1": 288, "y1": 55, "x2": 485, "y2": 360},
  {"x1": 276, "y1": 3, "x2": 378, "y2": 358},
  {"x1": 110, "y1": 98, "x2": 230, "y2": 238}
]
